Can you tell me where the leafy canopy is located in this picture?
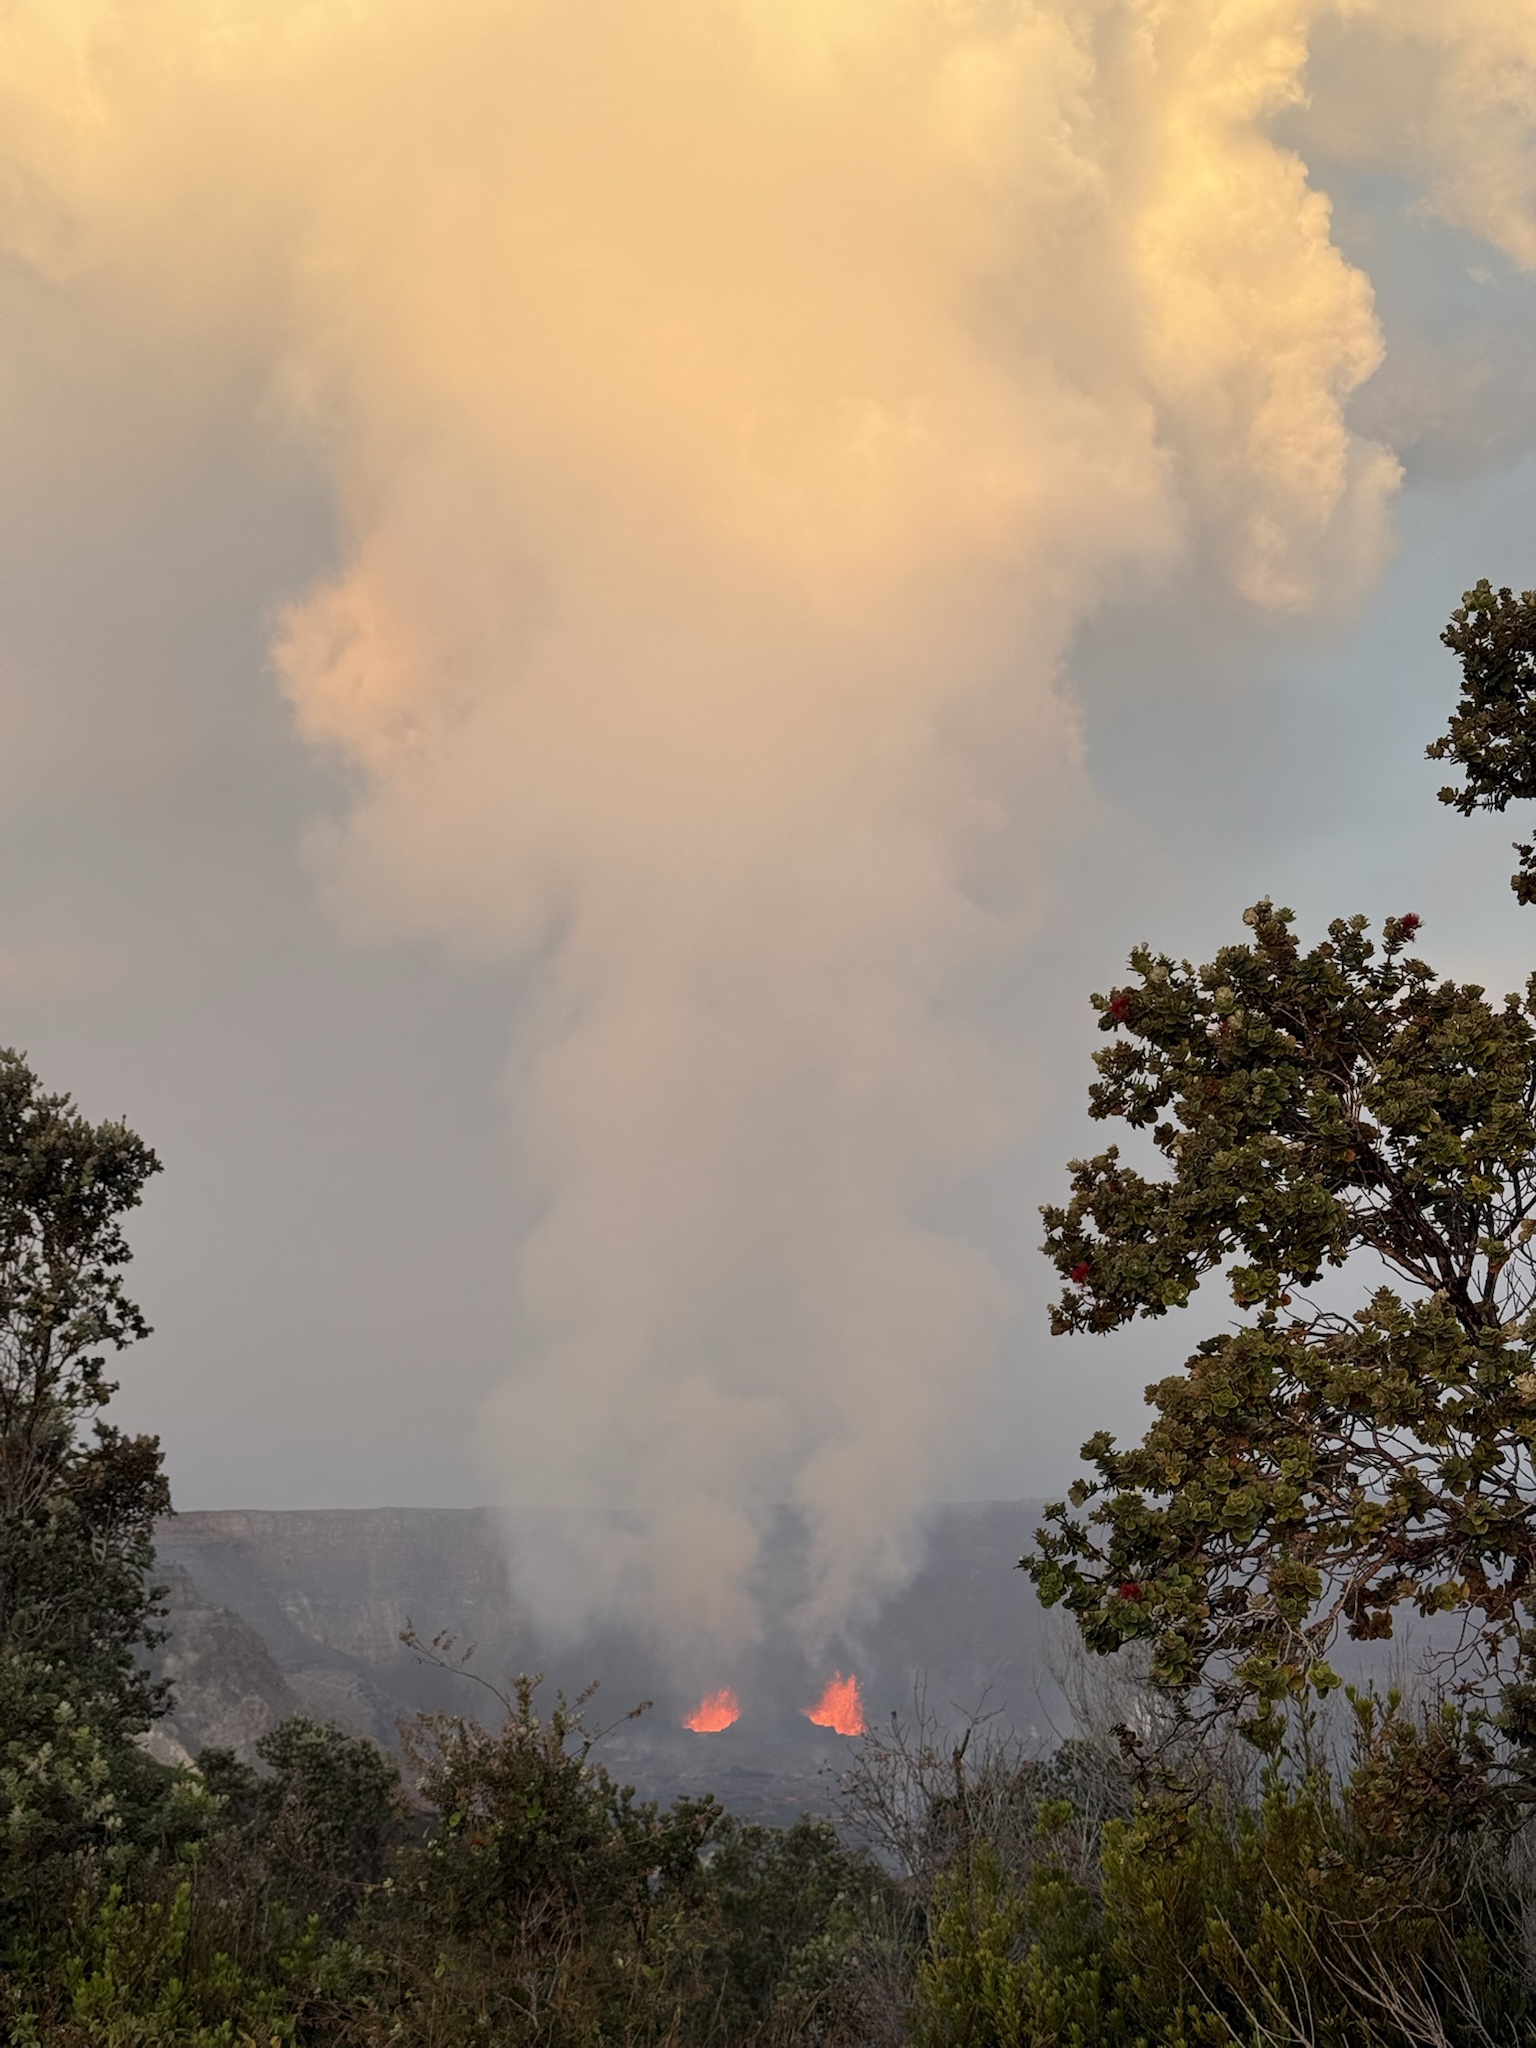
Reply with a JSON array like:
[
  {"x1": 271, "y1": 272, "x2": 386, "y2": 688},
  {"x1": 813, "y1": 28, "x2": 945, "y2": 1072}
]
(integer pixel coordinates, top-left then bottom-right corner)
[
  {"x1": 1428, "y1": 578, "x2": 1536, "y2": 901},
  {"x1": 0, "y1": 1048, "x2": 169, "y2": 1924},
  {"x1": 1025, "y1": 585, "x2": 1536, "y2": 1737}
]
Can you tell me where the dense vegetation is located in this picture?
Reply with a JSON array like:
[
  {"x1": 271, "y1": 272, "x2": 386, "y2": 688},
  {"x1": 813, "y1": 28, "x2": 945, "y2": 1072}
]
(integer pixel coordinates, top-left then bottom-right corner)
[{"x1": 6, "y1": 582, "x2": 1536, "y2": 2043}]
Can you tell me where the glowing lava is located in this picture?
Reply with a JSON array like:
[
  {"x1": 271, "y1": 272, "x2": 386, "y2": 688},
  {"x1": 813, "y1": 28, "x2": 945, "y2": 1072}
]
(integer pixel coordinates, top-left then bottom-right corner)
[
  {"x1": 803, "y1": 1672, "x2": 865, "y2": 1737},
  {"x1": 683, "y1": 1688, "x2": 740, "y2": 1733}
]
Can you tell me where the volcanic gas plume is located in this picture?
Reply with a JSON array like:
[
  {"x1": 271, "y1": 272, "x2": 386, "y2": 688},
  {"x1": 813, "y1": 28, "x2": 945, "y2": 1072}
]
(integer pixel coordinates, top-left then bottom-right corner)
[
  {"x1": 2, "y1": 0, "x2": 1532, "y2": 1650},
  {"x1": 683, "y1": 1689, "x2": 741, "y2": 1735},
  {"x1": 804, "y1": 1673, "x2": 867, "y2": 1739}
]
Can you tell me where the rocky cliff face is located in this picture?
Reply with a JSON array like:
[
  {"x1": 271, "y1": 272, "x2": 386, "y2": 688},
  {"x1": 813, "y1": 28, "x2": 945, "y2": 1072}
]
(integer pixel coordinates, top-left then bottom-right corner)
[
  {"x1": 146, "y1": 1565, "x2": 304, "y2": 1765},
  {"x1": 150, "y1": 1503, "x2": 1054, "y2": 1813},
  {"x1": 153, "y1": 1507, "x2": 520, "y2": 1752}
]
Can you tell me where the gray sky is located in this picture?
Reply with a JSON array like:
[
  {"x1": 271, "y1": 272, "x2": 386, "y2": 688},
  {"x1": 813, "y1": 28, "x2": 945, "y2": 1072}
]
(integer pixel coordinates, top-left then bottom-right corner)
[{"x1": 1, "y1": 0, "x2": 1534, "y2": 1643}]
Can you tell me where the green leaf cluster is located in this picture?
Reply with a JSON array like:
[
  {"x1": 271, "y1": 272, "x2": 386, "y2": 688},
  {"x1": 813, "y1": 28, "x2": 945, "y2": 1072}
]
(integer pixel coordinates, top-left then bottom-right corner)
[{"x1": 1428, "y1": 580, "x2": 1536, "y2": 900}]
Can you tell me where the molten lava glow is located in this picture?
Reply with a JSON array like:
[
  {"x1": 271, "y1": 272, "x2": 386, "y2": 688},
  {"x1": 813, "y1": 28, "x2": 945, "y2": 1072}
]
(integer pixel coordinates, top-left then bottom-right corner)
[
  {"x1": 683, "y1": 1688, "x2": 740, "y2": 1734},
  {"x1": 804, "y1": 1673, "x2": 865, "y2": 1737}
]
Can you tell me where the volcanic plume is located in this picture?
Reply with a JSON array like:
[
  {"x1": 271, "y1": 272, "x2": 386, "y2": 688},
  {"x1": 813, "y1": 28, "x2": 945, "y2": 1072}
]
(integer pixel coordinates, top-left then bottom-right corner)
[
  {"x1": 2, "y1": 0, "x2": 1532, "y2": 1654},
  {"x1": 683, "y1": 1688, "x2": 740, "y2": 1734},
  {"x1": 804, "y1": 1673, "x2": 866, "y2": 1738}
]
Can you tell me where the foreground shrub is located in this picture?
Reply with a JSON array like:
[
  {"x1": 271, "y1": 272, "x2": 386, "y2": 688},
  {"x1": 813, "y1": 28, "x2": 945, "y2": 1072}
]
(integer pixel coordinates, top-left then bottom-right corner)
[{"x1": 907, "y1": 1690, "x2": 1536, "y2": 2048}]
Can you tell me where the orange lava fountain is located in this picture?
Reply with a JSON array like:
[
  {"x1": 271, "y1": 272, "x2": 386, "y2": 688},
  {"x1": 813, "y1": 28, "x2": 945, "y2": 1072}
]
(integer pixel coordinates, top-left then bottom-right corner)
[
  {"x1": 683, "y1": 1688, "x2": 740, "y2": 1733},
  {"x1": 803, "y1": 1672, "x2": 865, "y2": 1736}
]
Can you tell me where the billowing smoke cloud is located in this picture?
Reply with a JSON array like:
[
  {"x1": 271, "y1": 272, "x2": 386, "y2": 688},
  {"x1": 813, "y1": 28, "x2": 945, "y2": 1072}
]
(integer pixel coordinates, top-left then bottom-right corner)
[
  {"x1": 1, "y1": 0, "x2": 1532, "y2": 1653},
  {"x1": 1307, "y1": 2, "x2": 1536, "y2": 267}
]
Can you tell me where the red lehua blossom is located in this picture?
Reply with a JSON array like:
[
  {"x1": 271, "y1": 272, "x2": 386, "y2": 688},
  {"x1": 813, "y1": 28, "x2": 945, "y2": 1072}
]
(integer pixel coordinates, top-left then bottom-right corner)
[
  {"x1": 1118, "y1": 1582, "x2": 1143, "y2": 1602},
  {"x1": 1399, "y1": 913, "x2": 1422, "y2": 935},
  {"x1": 1107, "y1": 994, "x2": 1132, "y2": 1023},
  {"x1": 1069, "y1": 1261, "x2": 1091, "y2": 1285}
]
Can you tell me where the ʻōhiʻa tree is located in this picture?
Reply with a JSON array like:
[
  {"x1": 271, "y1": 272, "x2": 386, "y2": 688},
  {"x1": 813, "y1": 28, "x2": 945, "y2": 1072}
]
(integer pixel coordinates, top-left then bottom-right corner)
[
  {"x1": 0, "y1": 1049, "x2": 170, "y2": 1916},
  {"x1": 1025, "y1": 583, "x2": 1536, "y2": 1750}
]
